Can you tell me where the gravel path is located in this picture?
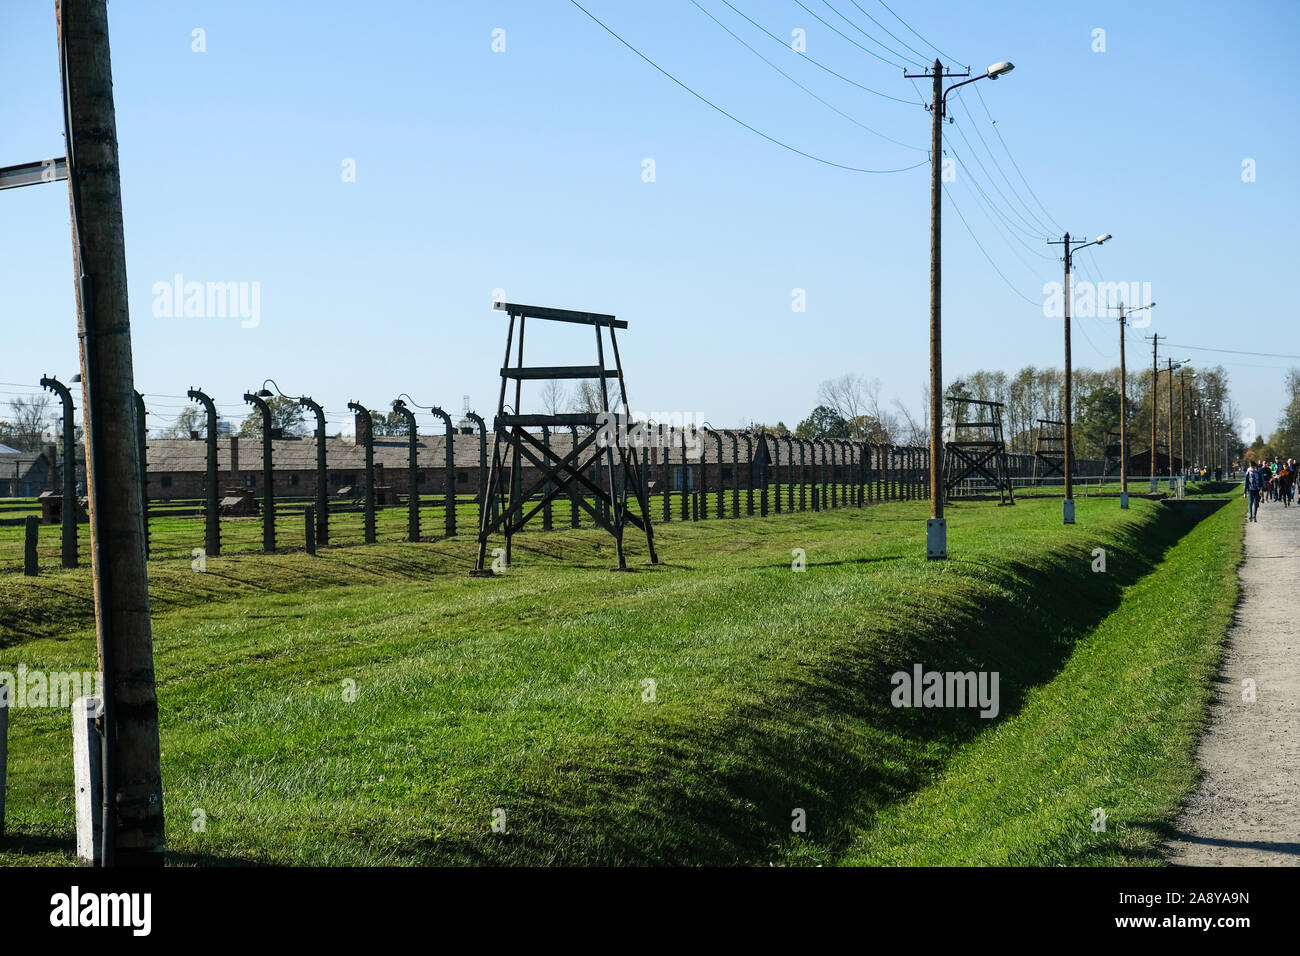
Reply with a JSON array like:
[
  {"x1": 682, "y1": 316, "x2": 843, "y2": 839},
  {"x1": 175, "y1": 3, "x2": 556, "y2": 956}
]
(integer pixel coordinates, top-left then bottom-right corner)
[{"x1": 1165, "y1": 493, "x2": 1300, "y2": 866}]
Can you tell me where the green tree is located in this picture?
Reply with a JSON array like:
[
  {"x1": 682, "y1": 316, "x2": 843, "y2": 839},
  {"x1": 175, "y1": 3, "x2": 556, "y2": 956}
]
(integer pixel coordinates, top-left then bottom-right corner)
[
  {"x1": 794, "y1": 405, "x2": 849, "y2": 439},
  {"x1": 239, "y1": 395, "x2": 306, "y2": 438},
  {"x1": 1076, "y1": 385, "x2": 1121, "y2": 460}
]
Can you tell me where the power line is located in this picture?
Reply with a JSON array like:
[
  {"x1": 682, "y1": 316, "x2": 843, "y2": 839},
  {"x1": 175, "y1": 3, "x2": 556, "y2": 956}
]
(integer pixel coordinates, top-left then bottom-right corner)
[
  {"x1": 972, "y1": 84, "x2": 1064, "y2": 234},
  {"x1": 716, "y1": 0, "x2": 920, "y2": 105},
  {"x1": 688, "y1": 0, "x2": 923, "y2": 152},
  {"x1": 942, "y1": 182, "x2": 1041, "y2": 307},
  {"x1": 947, "y1": 140, "x2": 1057, "y2": 281},
  {"x1": 789, "y1": 0, "x2": 909, "y2": 70},
  {"x1": 954, "y1": 94, "x2": 1057, "y2": 237},
  {"x1": 567, "y1": 0, "x2": 928, "y2": 174},
  {"x1": 847, "y1": 0, "x2": 933, "y2": 65},
  {"x1": 947, "y1": 119, "x2": 1054, "y2": 248},
  {"x1": 817, "y1": 0, "x2": 926, "y2": 69},
  {"x1": 1161, "y1": 342, "x2": 1300, "y2": 361},
  {"x1": 875, "y1": 0, "x2": 961, "y2": 64}
]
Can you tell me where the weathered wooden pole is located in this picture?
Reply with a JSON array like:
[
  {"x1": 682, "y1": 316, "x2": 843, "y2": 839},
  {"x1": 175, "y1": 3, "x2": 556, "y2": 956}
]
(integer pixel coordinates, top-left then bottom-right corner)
[{"x1": 59, "y1": 0, "x2": 163, "y2": 865}]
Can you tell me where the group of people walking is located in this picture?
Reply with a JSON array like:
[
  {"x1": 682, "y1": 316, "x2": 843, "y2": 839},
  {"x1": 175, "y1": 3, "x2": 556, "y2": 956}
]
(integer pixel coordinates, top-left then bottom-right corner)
[{"x1": 1244, "y1": 457, "x2": 1296, "y2": 522}]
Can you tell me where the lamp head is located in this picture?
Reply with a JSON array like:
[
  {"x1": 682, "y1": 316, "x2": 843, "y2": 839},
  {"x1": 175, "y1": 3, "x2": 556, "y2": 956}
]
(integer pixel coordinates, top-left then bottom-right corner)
[
  {"x1": 987, "y1": 61, "x2": 1014, "y2": 79},
  {"x1": 1095, "y1": 233, "x2": 1112, "y2": 245},
  {"x1": 256, "y1": 388, "x2": 273, "y2": 398}
]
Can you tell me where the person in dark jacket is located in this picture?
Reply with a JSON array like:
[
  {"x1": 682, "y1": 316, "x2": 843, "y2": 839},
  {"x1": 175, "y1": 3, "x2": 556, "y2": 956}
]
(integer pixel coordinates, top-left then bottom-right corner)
[{"x1": 1244, "y1": 461, "x2": 1264, "y2": 522}]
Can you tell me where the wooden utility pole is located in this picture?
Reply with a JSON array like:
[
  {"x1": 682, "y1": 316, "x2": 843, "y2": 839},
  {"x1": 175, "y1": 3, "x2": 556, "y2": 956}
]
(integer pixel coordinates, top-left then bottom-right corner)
[
  {"x1": 1167, "y1": 359, "x2": 1175, "y2": 479},
  {"x1": 1150, "y1": 333, "x2": 1159, "y2": 488},
  {"x1": 1117, "y1": 305, "x2": 1129, "y2": 499},
  {"x1": 1179, "y1": 371, "x2": 1187, "y2": 478},
  {"x1": 59, "y1": 0, "x2": 164, "y2": 866},
  {"x1": 928, "y1": 62, "x2": 944, "y2": 545}
]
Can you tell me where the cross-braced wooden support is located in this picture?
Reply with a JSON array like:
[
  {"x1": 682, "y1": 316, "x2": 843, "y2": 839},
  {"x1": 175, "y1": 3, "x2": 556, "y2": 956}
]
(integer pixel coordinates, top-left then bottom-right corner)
[
  {"x1": 474, "y1": 302, "x2": 657, "y2": 572},
  {"x1": 943, "y1": 395, "x2": 1016, "y2": 505},
  {"x1": 1031, "y1": 418, "x2": 1072, "y2": 485}
]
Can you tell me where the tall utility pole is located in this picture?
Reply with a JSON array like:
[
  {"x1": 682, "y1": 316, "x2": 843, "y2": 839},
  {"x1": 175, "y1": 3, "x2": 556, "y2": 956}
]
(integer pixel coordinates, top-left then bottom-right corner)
[
  {"x1": 1149, "y1": 333, "x2": 1159, "y2": 490},
  {"x1": 1117, "y1": 305, "x2": 1128, "y2": 503},
  {"x1": 59, "y1": 0, "x2": 163, "y2": 865},
  {"x1": 1170, "y1": 358, "x2": 1180, "y2": 478},
  {"x1": 1108, "y1": 300, "x2": 1153, "y2": 509},
  {"x1": 903, "y1": 57, "x2": 1015, "y2": 558},
  {"x1": 1179, "y1": 370, "x2": 1188, "y2": 478},
  {"x1": 924, "y1": 62, "x2": 945, "y2": 555},
  {"x1": 1049, "y1": 231, "x2": 1111, "y2": 523}
]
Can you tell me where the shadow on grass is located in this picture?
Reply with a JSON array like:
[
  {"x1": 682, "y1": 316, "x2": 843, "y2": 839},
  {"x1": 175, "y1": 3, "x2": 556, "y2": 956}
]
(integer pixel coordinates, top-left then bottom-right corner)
[{"x1": 411, "y1": 505, "x2": 1199, "y2": 866}]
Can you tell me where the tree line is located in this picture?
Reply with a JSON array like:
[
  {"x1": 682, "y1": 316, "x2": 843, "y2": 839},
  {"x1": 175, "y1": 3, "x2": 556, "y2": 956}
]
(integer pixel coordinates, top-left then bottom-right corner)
[{"x1": 780, "y1": 365, "x2": 1252, "y2": 464}]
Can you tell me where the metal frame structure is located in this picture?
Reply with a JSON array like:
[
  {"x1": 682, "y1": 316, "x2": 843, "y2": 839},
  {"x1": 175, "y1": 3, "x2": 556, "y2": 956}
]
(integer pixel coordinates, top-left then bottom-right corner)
[
  {"x1": 474, "y1": 302, "x2": 657, "y2": 572},
  {"x1": 943, "y1": 395, "x2": 1015, "y2": 505},
  {"x1": 1031, "y1": 418, "x2": 1072, "y2": 485}
]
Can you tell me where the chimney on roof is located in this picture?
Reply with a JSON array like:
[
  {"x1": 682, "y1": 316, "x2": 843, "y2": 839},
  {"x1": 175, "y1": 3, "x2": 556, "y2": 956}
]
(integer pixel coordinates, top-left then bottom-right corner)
[
  {"x1": 230, "y1": 435, "x2": 239, "y2": 473},
  {"x1": 189, "y1": 429, "x2": 200, "y2": 441}
]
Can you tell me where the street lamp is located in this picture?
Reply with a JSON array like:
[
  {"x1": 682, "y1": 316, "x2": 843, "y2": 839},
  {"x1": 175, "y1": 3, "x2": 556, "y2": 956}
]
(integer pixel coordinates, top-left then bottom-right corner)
[
  {"x1": 902, "y1": 57, "x2": 1015, "y2": 559},
  {"x1": 1048, "y1": 232, "x2": 1111, "y2": 523}
]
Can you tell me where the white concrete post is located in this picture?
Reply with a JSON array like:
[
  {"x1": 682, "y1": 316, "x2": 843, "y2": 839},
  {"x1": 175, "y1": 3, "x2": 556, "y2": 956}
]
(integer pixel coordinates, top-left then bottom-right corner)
[{"x1": 72, "y1": 694, "x2": 104, "y2": 866}]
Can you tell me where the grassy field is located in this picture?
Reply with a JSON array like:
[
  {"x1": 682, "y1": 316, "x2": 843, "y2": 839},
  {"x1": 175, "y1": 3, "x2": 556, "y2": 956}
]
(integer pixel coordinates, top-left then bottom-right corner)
[{"x1": 0, "y1": 491, "x2": 1241, "y2": 865}]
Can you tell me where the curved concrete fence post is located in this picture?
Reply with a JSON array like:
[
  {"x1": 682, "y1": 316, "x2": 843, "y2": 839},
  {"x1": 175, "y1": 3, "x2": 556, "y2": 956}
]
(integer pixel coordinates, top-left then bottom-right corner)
[
  {"x1": 39, "y1": 375, "x2": 78, "y2": 567},
  {"x1": 187, "y1": 387, "x2": 221, "y2": 556},
  {"x1": 245, "y1": 390, "x2": 277, "y2": 551},
  {"x1": 465, "y1": 411, "x2": 487, "y2": 533},
  {"x1": 298, "y1": 395, "x2": 329, "y2": 546},
  {"x1": 391, "y1": 400, "x2": 420, "y2": 542},
  {"x1": 429, "y1": 406, "x2": 457, "y2": 537},
  {"x1": 346, "y1": 402, "x2": 376, "y2": 544}
]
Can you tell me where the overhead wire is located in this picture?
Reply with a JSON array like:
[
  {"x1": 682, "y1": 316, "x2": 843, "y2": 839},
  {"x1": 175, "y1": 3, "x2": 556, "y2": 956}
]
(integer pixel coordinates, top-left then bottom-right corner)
[
  {"x1": 568, "y1": 0, "x2": 927, "y2": 173},
  {"x1": 789, "y1": 0, "x2": 910, "y2": 70},
  {"x1": 817, "y1": 0, "x2": 926, "y2": 69},
  {"x1": 688, "y1": 0, "x2": 923, "y2": 152},
  {"x1": 874, "y1": 0, "x2": 961, "y2": 65},
  {"x1": 716, "y1": 0, "x2": 921, "y2": 105}
]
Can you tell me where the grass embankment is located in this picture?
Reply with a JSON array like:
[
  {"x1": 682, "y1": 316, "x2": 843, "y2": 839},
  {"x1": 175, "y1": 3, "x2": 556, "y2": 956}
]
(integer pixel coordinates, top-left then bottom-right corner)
[
  {"x1": 843, "y1": 497, "x2": 1242, "y2": 864},
  {"x1": 0, "y1": 494, "x2": 1239, "y2": 865}
]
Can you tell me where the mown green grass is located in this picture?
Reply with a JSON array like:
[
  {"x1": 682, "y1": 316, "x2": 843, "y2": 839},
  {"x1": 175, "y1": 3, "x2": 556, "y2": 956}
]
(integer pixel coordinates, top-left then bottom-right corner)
[
  {"x1": 841, "y1": 498, "x2": 1242, "y2": 865},
  {"x1": 0, "y1": 493, "x2": 1239, "y2": 865}
]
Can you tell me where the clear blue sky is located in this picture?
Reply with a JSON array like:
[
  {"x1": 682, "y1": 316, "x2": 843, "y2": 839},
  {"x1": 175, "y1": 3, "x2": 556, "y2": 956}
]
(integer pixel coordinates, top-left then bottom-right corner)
[{"x1": 2, "y1": 0, "x2": 1297, "y2": 437}]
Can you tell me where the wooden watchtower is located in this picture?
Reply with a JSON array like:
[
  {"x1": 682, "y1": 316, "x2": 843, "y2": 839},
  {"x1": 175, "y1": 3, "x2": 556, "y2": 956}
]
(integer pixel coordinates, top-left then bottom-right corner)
[
  {"x1": 1031, "y1": 418, "x2": 1072, "y2": 485},
  {"x1": 943, "y1": 395, "x2": 1015, "y2": 505},
  {"x1": 474, "y1": 301, "x2": 658, "y2": 572}
]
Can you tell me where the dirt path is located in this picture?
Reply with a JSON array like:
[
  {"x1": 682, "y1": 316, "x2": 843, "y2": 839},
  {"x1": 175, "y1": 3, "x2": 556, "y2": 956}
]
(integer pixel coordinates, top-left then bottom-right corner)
[{"x1": 1165, "y1": 493, "x2": 1300, "y2": 866}]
